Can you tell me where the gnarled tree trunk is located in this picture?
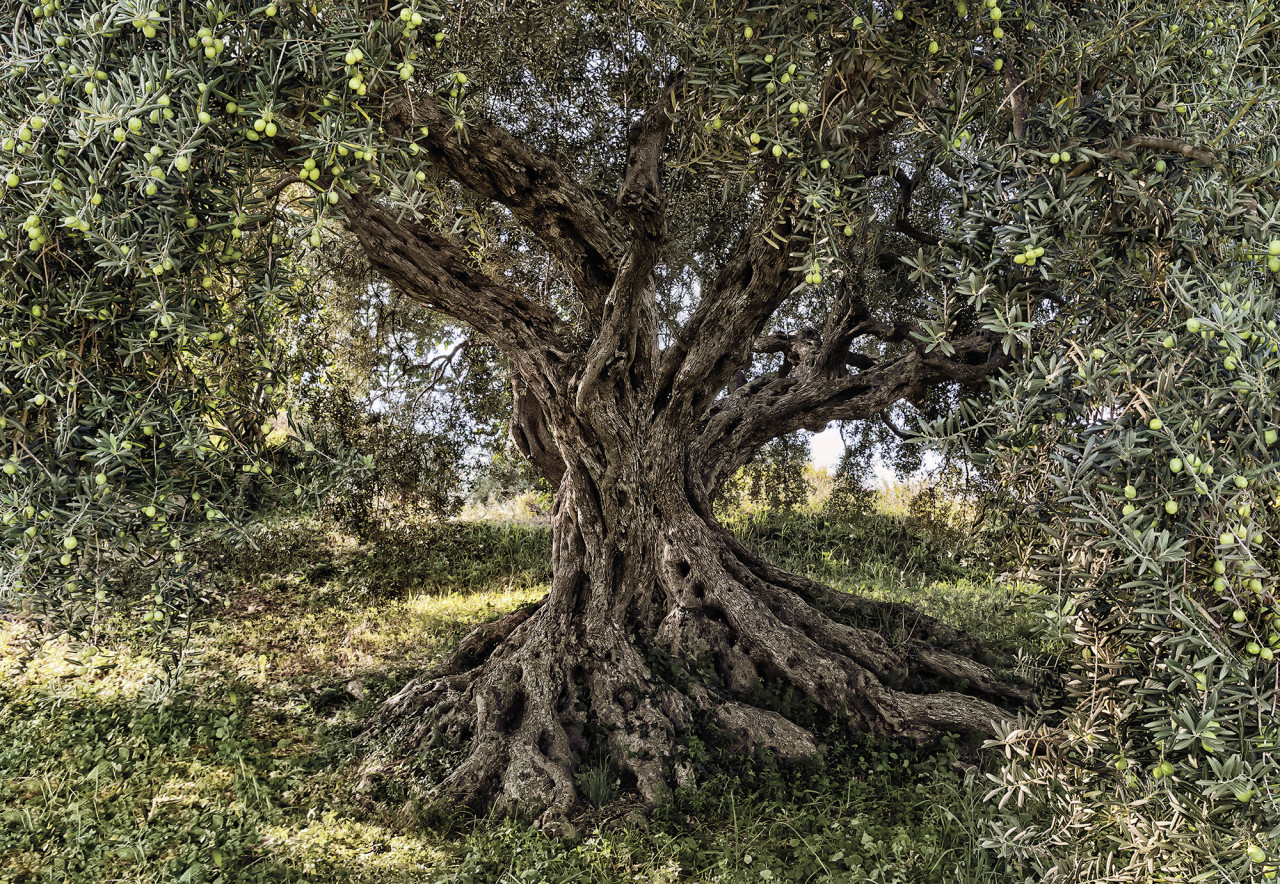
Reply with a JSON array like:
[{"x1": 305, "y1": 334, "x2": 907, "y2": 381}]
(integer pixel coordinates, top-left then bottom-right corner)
[
  {"x1": 341, "y1": 61, "x2": 1024, "y2": 825},
  {"x1": 365, "y1": 378, "x2": 1026, "y2": 825}
]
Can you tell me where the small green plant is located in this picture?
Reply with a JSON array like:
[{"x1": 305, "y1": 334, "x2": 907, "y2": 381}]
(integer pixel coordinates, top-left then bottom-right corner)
[{"x1": 575, "y1": 761, "x2": 614, "y2": 809}]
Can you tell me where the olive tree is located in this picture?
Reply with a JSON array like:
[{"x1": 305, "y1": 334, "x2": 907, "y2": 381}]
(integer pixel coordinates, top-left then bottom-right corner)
[
  {"x1": 3, "y1": 0, "x2": 1273, "y2": 825},
  {"x1": 953, "y1": 234, "x2": 1280, "y2": 878}
]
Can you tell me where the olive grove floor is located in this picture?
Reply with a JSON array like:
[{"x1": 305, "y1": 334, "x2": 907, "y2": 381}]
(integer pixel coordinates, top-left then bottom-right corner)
[{"x1": 0, "y1": 507, "x2": 1038, "y2": 883}]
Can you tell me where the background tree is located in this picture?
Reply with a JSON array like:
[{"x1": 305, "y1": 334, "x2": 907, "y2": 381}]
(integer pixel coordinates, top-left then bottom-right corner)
[
  {"x1": 3, "y1": 0, "x2": 1274, "y2": 829},
  {"x1": 283, "y1": 240, "x2": 516, "y2": 530}
]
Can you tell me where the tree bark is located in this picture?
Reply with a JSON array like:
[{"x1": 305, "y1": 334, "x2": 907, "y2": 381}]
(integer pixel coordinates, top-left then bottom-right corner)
[{"x1": 366, "y1": 393, "x2": 1027, "y2": 825}]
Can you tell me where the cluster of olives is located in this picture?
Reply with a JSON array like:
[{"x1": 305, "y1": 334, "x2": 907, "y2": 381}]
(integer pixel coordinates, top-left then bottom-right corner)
[
  {"x1": 1012, "y1": 244, "x2": 1046, "y2": 265},
  {"x1": 189, "y1": 26, "x2": 227, "y2": 60},
  {"x1": 131, "y1": 10, "x2": 163, "y2": 38}
]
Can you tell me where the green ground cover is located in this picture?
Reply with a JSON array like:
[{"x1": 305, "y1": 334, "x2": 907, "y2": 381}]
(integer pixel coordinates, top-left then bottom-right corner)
[{"x1": 0, "y1": 504, "x2": 1041, "y2": 883}]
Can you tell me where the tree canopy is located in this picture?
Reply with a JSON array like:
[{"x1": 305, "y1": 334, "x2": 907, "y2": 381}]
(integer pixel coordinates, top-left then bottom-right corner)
[{"x1": 1, "y1": 0, "x2": 1015, "y2": 613}]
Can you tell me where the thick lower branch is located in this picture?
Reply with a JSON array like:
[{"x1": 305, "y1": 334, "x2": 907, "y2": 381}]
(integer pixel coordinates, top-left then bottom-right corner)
[
  {"x1": 382, "y1": 97, "x2": 624, "y2": 313},
  {"x1": 342, "y1": 192, "x2": 570, "y2": 389},
  {"x1": 695, "y1": 330, "x2": 1007, "y2": 492}
]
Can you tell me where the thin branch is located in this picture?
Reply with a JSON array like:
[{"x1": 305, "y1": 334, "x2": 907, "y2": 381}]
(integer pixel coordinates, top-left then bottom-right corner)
[
  {"x1": 1067, "y1": 134, "x2": 1220, "y2": 179},
  {"x1": 1001, "y1": 65, "x2": 1029, "y2": 142},
  {"x1": 1126, "y1": 135, "x2": 1217, "y2": 165},
  {"x1": 754, "y1": 327, "x2": 822, "y2": 377},
  {"x1": 407, "y1": 338, "x2": 472, "y2": 412},
  {"x1": 880, "y1": 412, "x2": 913, "y2": 441},
  {"x1": 891, "y1": 168, "x2": 941, "y2": 247},
  {"x1": 254, "y1": 173, "x2": 304, "y2": 205}
]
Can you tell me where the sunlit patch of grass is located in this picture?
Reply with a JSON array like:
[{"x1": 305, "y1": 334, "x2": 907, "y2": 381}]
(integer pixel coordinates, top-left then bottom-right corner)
[
  {"x1": 0, "y1": 514, "x2": 552, "y2": 884},
  {"x1": 200, "y1": 582, "x2": 547, "y2": 701},
  {"x1": 0, "y1": 619, "x2": 170, "y2": 703},
  {"x1": 262, "y1": 817, "x2": 449, "y2": 881},
  {"x1": 0, "y1": 680, "x2": 292, "y2": 883}
]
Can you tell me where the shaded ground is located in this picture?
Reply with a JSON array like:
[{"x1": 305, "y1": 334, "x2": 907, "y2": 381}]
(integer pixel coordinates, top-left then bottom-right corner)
[{"x1": 0, "y1": 509, "x2": 1041, "y2": 883}]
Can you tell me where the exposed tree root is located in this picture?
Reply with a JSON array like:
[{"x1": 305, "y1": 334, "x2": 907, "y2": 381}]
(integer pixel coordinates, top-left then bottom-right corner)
[{"x1": 362, "y1": 524, "x2": 1028, "y2": 823}]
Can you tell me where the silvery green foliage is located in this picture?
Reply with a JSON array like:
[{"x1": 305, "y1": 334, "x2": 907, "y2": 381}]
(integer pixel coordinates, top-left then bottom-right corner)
[
  {"x1": 0, "y1": 0, "x2": 413, "y2": 626},
  {"x1": 923, "y1": 2, "x2": 1280, "y2": 876}
]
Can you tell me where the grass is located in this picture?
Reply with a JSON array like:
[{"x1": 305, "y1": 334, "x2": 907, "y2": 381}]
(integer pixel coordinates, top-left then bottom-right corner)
[
  {"x1": 0, "y1": 498, "x2": 1041, "y2": 884},
  {"x1": 729, "y1": 510, "x2": 1041, "y2": 657}
]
